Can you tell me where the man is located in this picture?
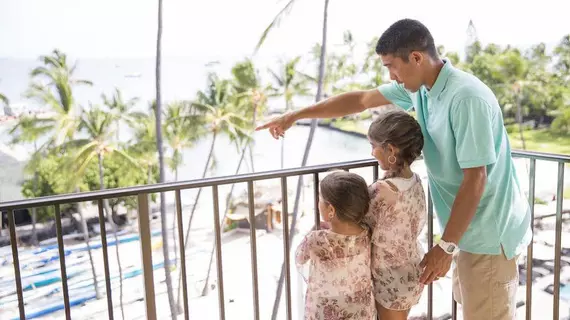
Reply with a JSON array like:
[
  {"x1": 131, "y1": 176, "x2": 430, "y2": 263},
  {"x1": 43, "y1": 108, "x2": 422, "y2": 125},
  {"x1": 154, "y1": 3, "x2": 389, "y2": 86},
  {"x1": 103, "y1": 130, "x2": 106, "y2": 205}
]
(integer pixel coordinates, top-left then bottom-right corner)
[{"x1": 256, "y1": 19, "x2": 531, "y2": 320}]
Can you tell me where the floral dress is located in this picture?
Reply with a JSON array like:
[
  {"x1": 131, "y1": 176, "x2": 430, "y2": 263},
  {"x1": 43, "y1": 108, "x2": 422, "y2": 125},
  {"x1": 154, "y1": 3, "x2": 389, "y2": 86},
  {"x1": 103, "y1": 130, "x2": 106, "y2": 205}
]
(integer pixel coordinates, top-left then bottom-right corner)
[
  {"x1": 295, "y1": 229, "x2": 376, "y2": 320},
  {"x1": 363, "y1": 174, "x2": 427, "y2": 310}
]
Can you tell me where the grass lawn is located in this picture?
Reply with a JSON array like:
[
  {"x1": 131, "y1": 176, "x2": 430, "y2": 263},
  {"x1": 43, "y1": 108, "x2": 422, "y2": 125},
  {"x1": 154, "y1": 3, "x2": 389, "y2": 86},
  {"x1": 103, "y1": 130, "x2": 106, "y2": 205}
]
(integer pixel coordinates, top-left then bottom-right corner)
[
  {"x1": 331, "y1": 119, "x2": 569, "y2": 160},
  {"x1": 331, "y1": 119, "x2": 570, "y2": 198},
  {"x1": 508, "y1": 129, "x2": 570, "y2": 156},
  {"x1": 331, "y1": 119, "x2": 368, "y2": 135}
]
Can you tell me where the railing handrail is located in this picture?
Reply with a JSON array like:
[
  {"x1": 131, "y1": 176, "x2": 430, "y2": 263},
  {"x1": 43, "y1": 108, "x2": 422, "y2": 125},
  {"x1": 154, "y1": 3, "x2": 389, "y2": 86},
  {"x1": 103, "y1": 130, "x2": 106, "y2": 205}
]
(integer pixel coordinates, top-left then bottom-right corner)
[
  {"x1": 0, "y1": 158, "x2": 377, "y2": 211},
  {"x1": 1, "y1": 149, "x2": 568, "y2": 211},
  {"x1": 511, "y1": 149, "x2": 570, "y2": 162}
]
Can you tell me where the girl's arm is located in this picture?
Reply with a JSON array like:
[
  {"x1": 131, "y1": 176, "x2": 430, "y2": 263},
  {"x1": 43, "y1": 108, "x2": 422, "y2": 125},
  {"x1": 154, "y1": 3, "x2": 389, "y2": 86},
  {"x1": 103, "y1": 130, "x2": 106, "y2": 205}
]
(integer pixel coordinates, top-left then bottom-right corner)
[
  {"x1": 295, "y1": 232, "x2": 313, "y2": 266},
  {"x1": 295, "y1": 232, "x2": 315, "y2": 283},
  {"x1": 364, "y1": 182, "x2": 399, "y2": 227}
]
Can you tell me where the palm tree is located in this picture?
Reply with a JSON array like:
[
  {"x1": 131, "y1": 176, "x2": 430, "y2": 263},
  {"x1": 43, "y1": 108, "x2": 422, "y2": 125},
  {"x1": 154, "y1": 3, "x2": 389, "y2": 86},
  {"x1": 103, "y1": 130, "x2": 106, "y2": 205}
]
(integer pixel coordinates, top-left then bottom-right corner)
[
  {"x1": 154, "y1": 0, "x2": 177, "y2": 316},
  {"x1": 101, "y1": 88, "x2": 140, "y2": 141},
  {"x1": 267, "y1": 57, "x2": 311, "y2": 168},
  {"x1": 164, "y1": 100, "x2": 205, "y2": 267},
  {"x1": 164, "y1": 101, "x2": 205, "y2": 181},
  {"x1": 184, "y1": 74, "x2": 249, "y2": 235},
  {"x1": 302, "y1": 33, "x2": 360, "y2": 98},
  {"x1": 129, "y1": 109, "x2": 160, "y2": 224},
  {"x1": 64, "y1": 106, "x2": 141, "y2": 320},
  {"x1": 130, "y1": 109, "x2": 159, "y2": 187},
  {"x1": 199, "y1": 61, "x2": 267, "y2": 296},
  {"x1": 231, "y1": 59, "x2": 273, "y2": 171},
  {"x1": 10, "y1": 49, "x2": 101, "y2": 299},
  {"x1": 23, "y1": 49, "x2": 92, "y2": 147},
  {"x1": 255, "y1": 0, "x2": 330, "y2": 318},
  {"x1": 175, "y1": 73, "x2": 250, "y2": 306}
]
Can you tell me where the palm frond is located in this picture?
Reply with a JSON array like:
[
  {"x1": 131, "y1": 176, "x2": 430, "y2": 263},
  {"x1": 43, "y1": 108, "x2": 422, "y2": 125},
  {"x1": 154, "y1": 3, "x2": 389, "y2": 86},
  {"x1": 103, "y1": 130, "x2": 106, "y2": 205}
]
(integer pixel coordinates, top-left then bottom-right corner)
[
  {"x1": 254, "y1": 0, "x2": 297, "y2": 53},
  {"x1": 73, "y1": 79, "x2": 93, "y2": 86},
  {"x1": 109, "y1": 146, "x2": 144, "y2": 173},
  {"x1": 0, "y1": 93, "x2": 8, "y2": 105},
  {"x1": 298, "y1": 71, "x2": 318, "y2": 83},
  {"x1": 268, "y1": 69, "x2": 285, "y2": 87}
]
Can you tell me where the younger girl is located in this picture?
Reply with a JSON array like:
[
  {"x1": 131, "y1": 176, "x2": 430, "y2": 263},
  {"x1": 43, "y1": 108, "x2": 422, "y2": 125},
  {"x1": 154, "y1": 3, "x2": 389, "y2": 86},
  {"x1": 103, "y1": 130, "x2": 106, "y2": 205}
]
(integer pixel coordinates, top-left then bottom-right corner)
[
  {"x1": 295, "y1": 171, "x2": 376, "y2": 319},
  {"x1": 364, "y1": 110, "x2": 427, "y2": 320}
]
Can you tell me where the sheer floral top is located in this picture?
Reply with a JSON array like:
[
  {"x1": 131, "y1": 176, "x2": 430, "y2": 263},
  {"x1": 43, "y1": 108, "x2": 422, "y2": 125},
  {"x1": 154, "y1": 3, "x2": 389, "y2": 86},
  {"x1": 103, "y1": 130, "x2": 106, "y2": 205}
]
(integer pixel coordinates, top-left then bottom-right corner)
[
  {"x1": 295, "y1": 228, "x2": 376, "y2": 320},
  {"x1": 363, "y1": 173, "x2": 427, "y2": 310}
]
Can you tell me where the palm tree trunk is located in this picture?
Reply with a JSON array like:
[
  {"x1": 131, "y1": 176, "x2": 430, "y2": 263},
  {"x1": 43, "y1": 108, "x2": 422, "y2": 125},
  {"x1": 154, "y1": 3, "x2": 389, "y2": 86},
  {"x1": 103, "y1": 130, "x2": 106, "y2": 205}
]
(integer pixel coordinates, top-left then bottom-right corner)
[
  {"x1": 30, "y1": 208, "x2": 38, "y2": 246},
  {"x1": 31, "y1": 184, "x2": 39, "y2": 246},
  {"x1": 147, "y1": 166, "x2": 153, "y2": 211},
  {"x1": 172, "y1": 152, "x2": 180, "y2": 267},
  {"x1": 29, "y1": 142, "x2": 39, "y2": 246},
  {"x1": 280, "y1": 138, "x2": 285, "y2": 169},
  {"x1": 184, "y1": 132, "x2": 217, "y2": 247},
  {"x1": 172, "y1": 166, "x2": 178, "y2": 266},
  {"x1": 249, "y1": 102, "x2": 258, "y2": 172},
  {"x1": 75, "y1": 186, "x2": 100, "y2": 299},
  {"x1": 200, "y1": 142, "x2": 248, "y2": 296},
  {"x1": 200, "y1": 102, "x2": 258, "y2": 296},
  {"x1": 271, "y1": 1, "x2": 329, "y2": 319},
  {"x1": 155, "y1": 0, "x2": 177, "y2": 316},
  {"x1": 175, "y1": 131, "x2": 217, "y2": 306},
  {"x1": 281, "y1": 97, "x2": 289, "y2": 169},
  {"x1": 280, "y1": 99, "x2": 290, "y2": 169},
  {"x1": 98, "y1": 153, "x2": 125, "y2": 319}
]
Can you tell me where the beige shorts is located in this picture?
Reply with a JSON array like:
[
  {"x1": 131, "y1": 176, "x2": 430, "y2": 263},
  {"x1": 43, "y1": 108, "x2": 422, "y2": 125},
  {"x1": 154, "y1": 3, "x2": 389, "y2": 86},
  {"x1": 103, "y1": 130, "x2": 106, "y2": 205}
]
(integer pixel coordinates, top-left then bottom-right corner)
[{"x1": 452, "y1": 249, "x2": 519, "y2": 320}]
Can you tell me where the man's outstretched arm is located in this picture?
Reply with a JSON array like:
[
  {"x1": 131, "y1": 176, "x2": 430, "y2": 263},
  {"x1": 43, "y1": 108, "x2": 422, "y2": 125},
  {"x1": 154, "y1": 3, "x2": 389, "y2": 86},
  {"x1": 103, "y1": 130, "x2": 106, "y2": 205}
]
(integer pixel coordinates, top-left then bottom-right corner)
[
  {"x1": 255, "y1": 89, "x2": 390, "y2": 139},
  {"x1": 291, "y1": 89, "x2": 390, "y2": 120}
]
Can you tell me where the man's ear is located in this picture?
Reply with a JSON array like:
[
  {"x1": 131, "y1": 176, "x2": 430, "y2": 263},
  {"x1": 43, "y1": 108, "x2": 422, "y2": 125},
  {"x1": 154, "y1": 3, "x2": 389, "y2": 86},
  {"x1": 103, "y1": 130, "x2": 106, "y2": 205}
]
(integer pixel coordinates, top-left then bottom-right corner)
[{"x1": 410, "y1": 51, "x2": 424, "y2": 65}]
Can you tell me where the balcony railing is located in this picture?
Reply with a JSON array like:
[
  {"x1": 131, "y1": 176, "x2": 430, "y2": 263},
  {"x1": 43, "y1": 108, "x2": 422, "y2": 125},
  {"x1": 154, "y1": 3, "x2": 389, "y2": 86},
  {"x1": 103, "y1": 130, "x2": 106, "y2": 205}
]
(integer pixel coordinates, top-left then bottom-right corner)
[{"x1": 0, "y1": 150, "x2": 568, "y2": 320}]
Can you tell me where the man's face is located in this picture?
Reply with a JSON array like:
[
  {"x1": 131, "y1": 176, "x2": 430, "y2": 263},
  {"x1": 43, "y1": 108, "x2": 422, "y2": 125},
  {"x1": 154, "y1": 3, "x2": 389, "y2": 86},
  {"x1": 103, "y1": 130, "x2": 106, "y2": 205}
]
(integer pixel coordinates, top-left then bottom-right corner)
[{"x1": 381, "y1": 53, "x2": 424, "y2": 92}]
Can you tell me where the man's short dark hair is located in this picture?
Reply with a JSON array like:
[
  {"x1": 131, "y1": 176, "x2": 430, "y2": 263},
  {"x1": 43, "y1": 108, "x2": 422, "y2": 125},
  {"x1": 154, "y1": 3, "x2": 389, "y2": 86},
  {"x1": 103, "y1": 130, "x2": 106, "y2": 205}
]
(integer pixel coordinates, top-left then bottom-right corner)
[{"x1": 375, "y1": 19, "x2": 438, "y2": 61}]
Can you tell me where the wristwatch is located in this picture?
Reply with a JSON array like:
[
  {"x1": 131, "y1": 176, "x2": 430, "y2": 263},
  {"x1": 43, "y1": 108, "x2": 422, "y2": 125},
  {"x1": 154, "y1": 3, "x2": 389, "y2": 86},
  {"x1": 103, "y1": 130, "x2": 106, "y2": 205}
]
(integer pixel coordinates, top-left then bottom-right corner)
[{"x1": 438, "y1": 240, "x2": 459, "y2": 254}]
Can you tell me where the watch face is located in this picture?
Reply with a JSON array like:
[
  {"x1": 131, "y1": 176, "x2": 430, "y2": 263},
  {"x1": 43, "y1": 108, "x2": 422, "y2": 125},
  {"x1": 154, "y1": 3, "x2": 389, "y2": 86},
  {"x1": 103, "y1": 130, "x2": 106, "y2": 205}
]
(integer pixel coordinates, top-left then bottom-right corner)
[{"x1": 447, "y1": 245, "x2": 455, "y2": 253}]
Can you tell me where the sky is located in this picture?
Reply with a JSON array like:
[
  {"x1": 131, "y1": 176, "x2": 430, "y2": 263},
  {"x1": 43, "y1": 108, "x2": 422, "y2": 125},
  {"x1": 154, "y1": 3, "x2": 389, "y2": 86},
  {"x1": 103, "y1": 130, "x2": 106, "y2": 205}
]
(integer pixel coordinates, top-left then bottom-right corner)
[{"x1": 0, "y1": 0, "x2": 568, "y2": 61}]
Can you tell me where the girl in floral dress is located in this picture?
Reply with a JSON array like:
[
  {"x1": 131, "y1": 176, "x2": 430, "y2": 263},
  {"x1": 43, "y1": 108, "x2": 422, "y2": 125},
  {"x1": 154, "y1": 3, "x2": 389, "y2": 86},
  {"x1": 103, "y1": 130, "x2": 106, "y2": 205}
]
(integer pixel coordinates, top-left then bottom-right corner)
[
  {"x1": 364, "y1": 110, "x2": 427, "y2": 320},
  {"x1": 296, "y1": 171, "x2": 376, "y2": 320}
]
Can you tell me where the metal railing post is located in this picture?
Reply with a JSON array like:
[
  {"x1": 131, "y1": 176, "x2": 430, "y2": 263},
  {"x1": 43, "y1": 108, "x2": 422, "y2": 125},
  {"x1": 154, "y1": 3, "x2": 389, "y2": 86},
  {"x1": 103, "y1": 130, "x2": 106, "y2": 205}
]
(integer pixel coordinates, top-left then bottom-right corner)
[
  {"x1": 525, "y1": 159, "x2": 536, "y2": 320},
  {"x1": 553, "y1": 162, "x2": 565, "y2": 320},
  {"x1": 137, "y1": 193, "x2": 157, "y2": 320},
  {"x1": 8, "y1": 208, "x2": 25, "y2": 319}
]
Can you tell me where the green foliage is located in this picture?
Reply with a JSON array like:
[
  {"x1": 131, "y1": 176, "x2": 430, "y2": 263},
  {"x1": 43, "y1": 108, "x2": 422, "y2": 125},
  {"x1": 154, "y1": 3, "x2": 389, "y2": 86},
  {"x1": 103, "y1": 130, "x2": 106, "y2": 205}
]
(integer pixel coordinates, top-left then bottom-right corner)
[
  {"x1": 21, "y1": 150, "x2": 158, "y2": 220},
  {"x1": 462, "y1": 40, "x2": 570, "y2": 126},
  {"x1": 82, "y1": 153, "x2": 158, "y2": 213},
  {"x1": 20, "y1": 153, "x2": 76, "y2": 221},
  {"x1": 267, "y1": 56, "x2": 311, "y2": 110},
  {"x1": 551, "y1": 108, "x2": 570, "y2": 134},
  {"x1": 193, "y1": 73, "x2": 252, "y2": 147},
  {"x1": 11, "y1": 33, "x2": 570, "y2": 208}
]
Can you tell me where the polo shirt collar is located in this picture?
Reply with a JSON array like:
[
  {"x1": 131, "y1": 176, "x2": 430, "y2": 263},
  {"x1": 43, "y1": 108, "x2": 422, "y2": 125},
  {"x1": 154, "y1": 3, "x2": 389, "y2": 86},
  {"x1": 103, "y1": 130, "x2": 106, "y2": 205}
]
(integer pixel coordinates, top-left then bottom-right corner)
[{"x1": 426, "y1": 59, "x2": 452, "y2": 98}]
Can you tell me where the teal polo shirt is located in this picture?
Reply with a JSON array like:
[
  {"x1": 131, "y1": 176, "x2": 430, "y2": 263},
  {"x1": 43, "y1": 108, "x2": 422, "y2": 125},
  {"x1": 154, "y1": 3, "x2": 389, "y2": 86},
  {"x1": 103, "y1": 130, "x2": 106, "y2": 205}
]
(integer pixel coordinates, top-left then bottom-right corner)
[{"x1": 377, "y1": 60, "x2": 532, "y2": 259}]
